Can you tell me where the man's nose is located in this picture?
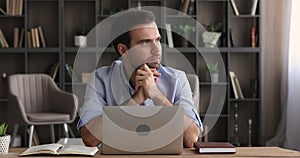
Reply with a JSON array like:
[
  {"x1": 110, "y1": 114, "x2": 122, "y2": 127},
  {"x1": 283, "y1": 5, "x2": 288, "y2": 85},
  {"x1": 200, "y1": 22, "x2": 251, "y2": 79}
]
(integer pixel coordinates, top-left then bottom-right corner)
[{"x1": 151, "y1": 41, "x2": 161, "y2": 54}]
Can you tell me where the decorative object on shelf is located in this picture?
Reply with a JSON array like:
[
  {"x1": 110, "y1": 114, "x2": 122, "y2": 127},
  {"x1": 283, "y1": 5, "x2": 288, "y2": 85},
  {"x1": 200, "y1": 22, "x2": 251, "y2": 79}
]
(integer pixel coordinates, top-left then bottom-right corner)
[
  {"x1": 81, "y1": 73, "x2": 91, "y2": 83},
  {"x1": 104, "y1": 8, "x2": 124, "y2": 15},
  {"x1": 202, "y1": 23, "x2": 222, "y2": 48},
  {"x1": 248, "y1": 118, "x2": 252, "y2": 147},
  {"x1": 65, "y1": 64, "x2": 79, "y2": 82},
  {"x1": 165, "y1": 24, "x2": 174, "y2": 48},
  {"x1": 229, "y1": 28, "x2": 236, "y2": 47},
  {"x1": 74, "y1": 27, "x2": 88, "y2": 47},
  {"x1": 173, "y1": 24, "x2": 195, "y2": 47},
  {"x1": 206, "y1": 62, "x2": 219, "y2": 83},
  {"x1": 1, "y1": 73, "x2": 7, "y2": 79},
  {"x1": 250, "y1": 79, "x2": 258, "y2": 98},
  {"x1": 251, "y1": 27, "x2": 256, "y2": 47},
  {"x1": 99, "y1": 0, "x2": 104, "y2": 15},
  {"x1": 0, "y1": 122, "x2": 10, "y2": 154},
  {"x1": 232, "y1": 103, "x2": 240, "y2": 147},
  {"x1": 187, "y1": 0, "x2": 195, "y2": 15}
]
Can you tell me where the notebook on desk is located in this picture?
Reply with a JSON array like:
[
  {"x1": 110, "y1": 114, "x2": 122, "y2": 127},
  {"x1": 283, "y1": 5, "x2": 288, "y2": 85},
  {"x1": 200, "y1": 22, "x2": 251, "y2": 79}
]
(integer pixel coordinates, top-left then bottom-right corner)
[{"x1": 102, "y1": 106, "x2": 184, "y2": 155}]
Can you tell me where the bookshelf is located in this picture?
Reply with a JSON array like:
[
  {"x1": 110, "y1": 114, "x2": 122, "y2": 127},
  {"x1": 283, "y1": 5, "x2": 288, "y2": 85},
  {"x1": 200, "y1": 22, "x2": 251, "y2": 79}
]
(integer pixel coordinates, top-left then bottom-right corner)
[{"x1": 0, "y1": 0, "x2": 261, "y2": 146}]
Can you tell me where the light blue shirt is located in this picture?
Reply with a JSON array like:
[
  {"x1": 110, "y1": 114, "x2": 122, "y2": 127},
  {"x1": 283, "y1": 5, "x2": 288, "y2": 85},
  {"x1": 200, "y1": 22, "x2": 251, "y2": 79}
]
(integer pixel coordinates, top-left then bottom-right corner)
[{"x1": 78, "y1": 60, "x2": 202, "y2": 130}]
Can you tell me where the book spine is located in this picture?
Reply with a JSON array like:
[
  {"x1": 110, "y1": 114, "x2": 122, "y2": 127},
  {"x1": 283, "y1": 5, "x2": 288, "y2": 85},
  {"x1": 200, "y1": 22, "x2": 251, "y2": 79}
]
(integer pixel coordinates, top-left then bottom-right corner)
[
  {"x1": 34, "y1": 28, "x2": 40, "y2": 48},
  {"x1": 0, "y1": 7, "x2": 6, "y2": 15},
  {"x1": 13, "y1": 27, "x2": 19, "y2": 48},
  {"x1": 181, "y1": 0, "x2": 190, "y2": 14},
  {"x1": 250, "y1": 0, "x2": 258, "y2": 15},
  {"x1": 6, "y1": 0, "x2": 10, "y2": 15},
  {"x1": 0, "y1": 29, "x2": 9, "y2": 47},
  {"x1": 31, "y1": 28, "x2": 36, "y2": 48},
  {"x1": 38, "y1": 26, "x2": 46, "y2": 48},
  {"x1": 27, "y1": 31, "x2": 32, "y2": 48},
  {"x1": 18, "y1": 28, "x2": 24, "y2": 47},
  {"x1": 229, "y1": 71, "x2": 239, "y2": 99},
  {"x1": 234, "y1": 75, "x2": 244, "y2": 99},
  {"x1": 19, "y1": 0, "x2": 23, "y2": 15},
  {"x1": 230, "y1": 0, "x2": 239, "y2": 16}
]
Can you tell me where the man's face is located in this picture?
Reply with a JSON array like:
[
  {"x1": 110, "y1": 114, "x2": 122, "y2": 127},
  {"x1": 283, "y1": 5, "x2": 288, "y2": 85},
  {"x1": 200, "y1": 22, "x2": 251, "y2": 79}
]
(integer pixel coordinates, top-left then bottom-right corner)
[{"x1": 122, "y1": 22, "x2": 162, "y2": 70}]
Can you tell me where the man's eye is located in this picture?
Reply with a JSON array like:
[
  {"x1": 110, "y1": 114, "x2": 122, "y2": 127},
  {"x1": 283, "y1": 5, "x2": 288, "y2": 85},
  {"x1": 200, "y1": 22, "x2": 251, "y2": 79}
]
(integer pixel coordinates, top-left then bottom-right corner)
[{"x1": 141, "y1": 41, "x2": 149, "y2": 45}]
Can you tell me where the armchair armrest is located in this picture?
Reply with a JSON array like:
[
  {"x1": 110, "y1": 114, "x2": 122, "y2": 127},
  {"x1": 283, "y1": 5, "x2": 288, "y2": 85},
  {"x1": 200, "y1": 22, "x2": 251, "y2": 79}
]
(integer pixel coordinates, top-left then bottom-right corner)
[
  {"x1": 50, "y1": 89, "x2": 79, "y2": 123},
  {"x1": 7, "y1": 94, "x2": 31, "y2": 125}
]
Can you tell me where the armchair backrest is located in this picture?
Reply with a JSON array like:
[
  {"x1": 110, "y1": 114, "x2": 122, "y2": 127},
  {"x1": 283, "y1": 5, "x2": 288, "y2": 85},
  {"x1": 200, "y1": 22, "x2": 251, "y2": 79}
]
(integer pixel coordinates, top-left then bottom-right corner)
[
  {"x1": 9, "y1": 74, "x2": 58, "y2": 113},
  {"x1": 186, "y1": 74, "x2": 200, "y2": 113}
]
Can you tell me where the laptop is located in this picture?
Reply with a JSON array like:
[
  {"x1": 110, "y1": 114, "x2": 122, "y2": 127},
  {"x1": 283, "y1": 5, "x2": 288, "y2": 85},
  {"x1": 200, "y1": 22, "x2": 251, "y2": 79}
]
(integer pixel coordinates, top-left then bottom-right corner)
[{"x1": 102, "y1": 106, "x2": 184, "y2": 154}]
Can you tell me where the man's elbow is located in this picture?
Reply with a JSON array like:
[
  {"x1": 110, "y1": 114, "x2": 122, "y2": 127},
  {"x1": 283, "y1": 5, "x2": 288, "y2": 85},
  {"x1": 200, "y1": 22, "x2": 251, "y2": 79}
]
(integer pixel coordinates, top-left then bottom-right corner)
[
  {"x1": 183, "y1": 133, "x2": 198, "y2": 148},
  {"x1": 80, "y1": 126, "x2": 102, "y2": 147}
]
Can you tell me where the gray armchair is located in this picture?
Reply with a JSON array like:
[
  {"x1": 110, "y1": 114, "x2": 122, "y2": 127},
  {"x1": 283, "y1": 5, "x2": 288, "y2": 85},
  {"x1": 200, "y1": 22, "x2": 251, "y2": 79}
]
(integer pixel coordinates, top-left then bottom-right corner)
[
  {"x1": 7, "y1": 74, "x2": 78, "y2": 147},
  {"x1": 186, "y1": 74, "x2": 200, "y2": 113}
]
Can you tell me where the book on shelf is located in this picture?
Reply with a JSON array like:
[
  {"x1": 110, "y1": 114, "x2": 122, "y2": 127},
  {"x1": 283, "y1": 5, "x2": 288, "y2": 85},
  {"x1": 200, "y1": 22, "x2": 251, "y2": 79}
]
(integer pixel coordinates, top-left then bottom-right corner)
[
  {"x1": 13, "y1": 27, "x2": 25, "y2": 48},
  {"x1": 13, "y1": 28, "x2": 19, "y2": 48},
  {"x1": 19, "y1": 143, "x2": 98, "y2": 156},
  {"x1": 47, "y1": 63, "x2": 59, "y2": 80},
  {"x1": 230, "y1": 0, "x2": 239, "y2": 16},
  {"x1": 235, "y1": 75, "x2": 244, "y2": 99},
  {"x1": 0, "y1": 29, "x2": 9, "y2": 48},
  {"x1": 31, "y1": 28, "x2": 36, "y2": 48},
  {"x1": 165, "y1": 24, "x2": 174, "y2": 48},
  {"x1": 34, "y1": 28, "x2": 40, "y2": 48},
  {"x1": 65, "y1": 64, "x2": 79, "y2": 82},
  {"x1": 229, "y1": 71, "x2": 238, "y2": 99},
  {"x1": 229, "y1": 71, "x2": 244, "y2": 99},
  {"x1": 0, "y1": 7, "x2": 6, "y2": 15},
  {"x1": 194, "y1": 142, "x2": 236, "y2": 154},
  {"x1": 27, "y1": 31, "x2": 32, "y2": 48},
  {"x1": 27, "y1": 26, "x2": 46, "y2": 48},
  {"x1": 38, "y1": 26, "x2": 46, "y2": 47},
  {"x1": 5, "y1": 0, "x2": 23, "y2": 16},
  {"x1": 18, "y1": 28, "x2": 24, "y2": 47},
  {"x1": 250, "y1": 0, "x2": 258, "y2": 15},
  {"x1": 179, "y1": 0, "x2": 190, "y2": 14}
]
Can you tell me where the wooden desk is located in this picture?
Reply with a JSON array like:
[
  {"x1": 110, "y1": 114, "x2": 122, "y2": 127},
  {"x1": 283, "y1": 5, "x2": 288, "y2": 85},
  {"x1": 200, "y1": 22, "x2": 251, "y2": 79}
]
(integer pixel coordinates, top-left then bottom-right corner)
[{"x1": 3, "y1": 147, "x2": 300, "y2": 157}]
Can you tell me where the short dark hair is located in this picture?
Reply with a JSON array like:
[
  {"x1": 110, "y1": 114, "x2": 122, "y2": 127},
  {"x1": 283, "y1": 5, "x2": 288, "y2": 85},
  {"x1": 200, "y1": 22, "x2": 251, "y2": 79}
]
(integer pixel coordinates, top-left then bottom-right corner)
[{"x1": 111, "y1": 10, "x2": 156, "y2": 55}]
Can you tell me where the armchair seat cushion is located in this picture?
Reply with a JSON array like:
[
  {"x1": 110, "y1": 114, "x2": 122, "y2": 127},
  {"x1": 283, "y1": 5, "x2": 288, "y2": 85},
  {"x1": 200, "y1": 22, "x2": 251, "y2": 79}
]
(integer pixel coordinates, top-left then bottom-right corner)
[{"x1": 27, "y1": 113, "x2": 70, "y2": 122}]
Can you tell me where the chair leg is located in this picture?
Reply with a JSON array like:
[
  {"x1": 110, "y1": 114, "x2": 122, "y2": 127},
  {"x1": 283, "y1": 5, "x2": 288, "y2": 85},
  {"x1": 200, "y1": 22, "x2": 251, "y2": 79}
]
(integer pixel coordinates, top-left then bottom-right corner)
[
  {"x1": 28, "y1": 125, "x2": 34, "y2": 147},
  {"x1": 63, "y1": 124, "x2": 69, "y2": 138},
  {"x1": 50, "y1": 125, "x2": 55, "y2": 143},
  {"x1": 10, "y1": 124, "x2": 19, "y2": 147},
  {"x1": 68, "y1": 125, "x2": 75, "y2": 138}
]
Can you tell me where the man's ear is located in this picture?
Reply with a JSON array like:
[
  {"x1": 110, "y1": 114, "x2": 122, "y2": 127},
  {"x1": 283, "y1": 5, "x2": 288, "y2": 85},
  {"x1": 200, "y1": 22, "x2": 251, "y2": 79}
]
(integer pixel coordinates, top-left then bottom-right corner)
[{"x1": 117, "y1": 43, "x2": 128, "y2": 56}]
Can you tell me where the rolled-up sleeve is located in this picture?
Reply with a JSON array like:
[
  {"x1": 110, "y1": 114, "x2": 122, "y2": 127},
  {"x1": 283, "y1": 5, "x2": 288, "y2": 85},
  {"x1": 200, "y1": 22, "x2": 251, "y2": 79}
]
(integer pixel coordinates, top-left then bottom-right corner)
[{"x1": 174, "y1": 72, "x2": 202, "y2": 131}]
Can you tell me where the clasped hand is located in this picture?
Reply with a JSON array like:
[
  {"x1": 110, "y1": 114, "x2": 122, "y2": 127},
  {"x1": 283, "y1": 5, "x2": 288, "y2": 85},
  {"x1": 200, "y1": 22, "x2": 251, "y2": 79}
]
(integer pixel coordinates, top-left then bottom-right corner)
[{"x1": 132, "y1": 64, "x2": 163, "y2": 105}]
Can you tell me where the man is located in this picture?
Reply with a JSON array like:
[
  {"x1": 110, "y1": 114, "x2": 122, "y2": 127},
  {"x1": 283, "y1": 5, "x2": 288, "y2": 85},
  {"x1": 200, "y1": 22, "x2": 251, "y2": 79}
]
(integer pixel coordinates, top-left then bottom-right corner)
[{"x1": 78, "y1": 10, "x2": 202, "y2": 148}]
